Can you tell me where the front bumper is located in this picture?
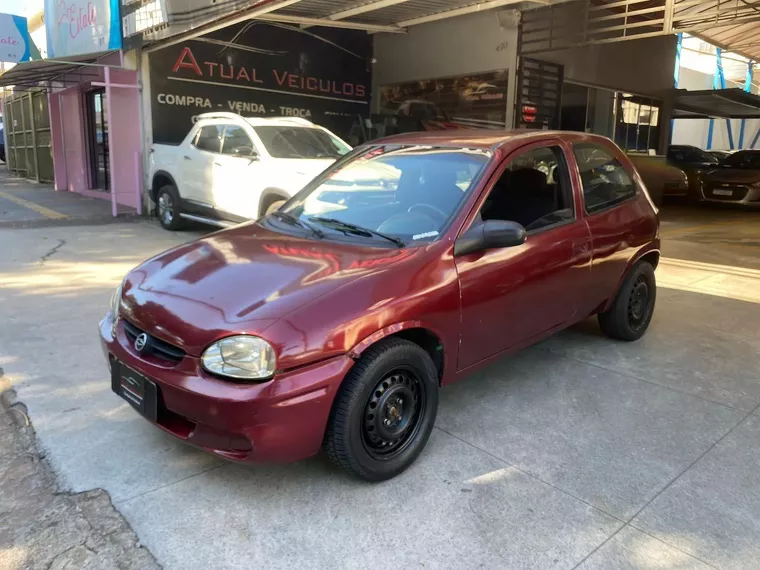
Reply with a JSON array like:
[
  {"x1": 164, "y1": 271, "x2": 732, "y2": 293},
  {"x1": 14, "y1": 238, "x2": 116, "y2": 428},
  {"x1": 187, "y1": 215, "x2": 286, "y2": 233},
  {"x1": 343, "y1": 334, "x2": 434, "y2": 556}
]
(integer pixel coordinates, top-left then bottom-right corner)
[
  {"x1": 699, "y1": 184, "x2": 760, "y2": 206},
  {"x1": 100, "y1": 316, "x2": 352, "y2": 463}
]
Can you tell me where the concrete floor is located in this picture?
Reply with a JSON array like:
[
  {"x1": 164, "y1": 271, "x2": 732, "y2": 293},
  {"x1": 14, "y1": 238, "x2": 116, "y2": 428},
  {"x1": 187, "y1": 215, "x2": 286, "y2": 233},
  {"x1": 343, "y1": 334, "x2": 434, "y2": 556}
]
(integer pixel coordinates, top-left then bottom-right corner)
[{"x1": 1, "y1": 185, "x2": 760, "y2": 569}]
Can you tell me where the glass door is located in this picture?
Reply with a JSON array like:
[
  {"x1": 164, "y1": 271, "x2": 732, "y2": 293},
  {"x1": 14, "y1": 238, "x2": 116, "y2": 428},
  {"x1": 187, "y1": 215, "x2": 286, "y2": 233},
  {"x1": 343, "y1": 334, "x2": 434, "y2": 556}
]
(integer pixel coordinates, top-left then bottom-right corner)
[{"x1": 86, "y1": 89, "x2": 110, "y2": 191}]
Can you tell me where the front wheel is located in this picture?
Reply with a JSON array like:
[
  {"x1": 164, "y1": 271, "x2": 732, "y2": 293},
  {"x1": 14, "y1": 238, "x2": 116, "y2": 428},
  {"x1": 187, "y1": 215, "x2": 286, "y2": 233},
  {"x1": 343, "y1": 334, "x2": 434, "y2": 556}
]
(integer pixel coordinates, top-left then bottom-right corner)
[
  {"x1": 324, "y1": 338, "x2": 439, "y2": 481},
  {"x1": 598, "y1": 260, "x2": 656, "y2": 341}
]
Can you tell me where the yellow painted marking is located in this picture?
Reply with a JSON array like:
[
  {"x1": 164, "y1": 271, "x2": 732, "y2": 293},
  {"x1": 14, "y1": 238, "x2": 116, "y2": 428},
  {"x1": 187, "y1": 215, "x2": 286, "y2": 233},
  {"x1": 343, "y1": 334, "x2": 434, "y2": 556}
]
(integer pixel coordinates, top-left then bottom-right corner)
[{"x1": 0, "y1": 191, "x2": 68, "y2": 220}]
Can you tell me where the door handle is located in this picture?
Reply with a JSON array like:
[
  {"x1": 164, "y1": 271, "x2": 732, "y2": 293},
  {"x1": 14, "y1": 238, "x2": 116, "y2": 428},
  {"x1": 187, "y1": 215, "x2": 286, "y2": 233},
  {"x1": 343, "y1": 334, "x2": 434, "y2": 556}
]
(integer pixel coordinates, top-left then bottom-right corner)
[
  {"x1": 213, "y1": 161, "x2": 223, "y2": 166},
  {"x1": 573, "y1": 240, "x2": 590, "y2": 255},
  {"x1": 183, "y1": 155, "x2": 191, "y2": 160}
]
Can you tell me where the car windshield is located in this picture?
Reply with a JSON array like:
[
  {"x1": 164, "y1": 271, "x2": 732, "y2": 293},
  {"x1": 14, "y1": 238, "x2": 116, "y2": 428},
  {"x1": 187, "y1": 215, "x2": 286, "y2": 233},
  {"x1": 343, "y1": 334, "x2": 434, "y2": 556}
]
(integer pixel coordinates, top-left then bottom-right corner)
[
  {"x1": 668, "y1": 146, "x2": 718, "y2": 164},
  {"x1": 253, "y1": 126, "x2": 351, "y2": 159},
  {"x1": 719, "y1": 151, "x2": 760, "y2": 169},
  {"x1": 278, "y1": 145, "x2": 491, "y2": 246}
]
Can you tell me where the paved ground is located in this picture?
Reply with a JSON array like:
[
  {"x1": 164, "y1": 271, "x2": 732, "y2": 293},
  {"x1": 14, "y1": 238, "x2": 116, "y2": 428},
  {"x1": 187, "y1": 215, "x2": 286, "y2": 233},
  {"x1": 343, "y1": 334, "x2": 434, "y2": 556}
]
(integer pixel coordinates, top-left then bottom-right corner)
[
  {"x1": 0, "y1": 388, "x2": 160, "y2": 570},
  {"x1": 2, "y1": 174, "x2": 760, "y2": 569},
  {"x1": 0, "y1": 171, "x2": 136, "y2": 228}
]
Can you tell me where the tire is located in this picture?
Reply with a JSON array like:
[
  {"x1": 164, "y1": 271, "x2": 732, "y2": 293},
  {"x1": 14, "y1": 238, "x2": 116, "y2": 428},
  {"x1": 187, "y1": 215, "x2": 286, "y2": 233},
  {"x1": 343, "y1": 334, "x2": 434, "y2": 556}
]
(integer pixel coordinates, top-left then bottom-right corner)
[
  {"x1": 264, "y1": 199, "x2": 286, "y2": 216},
  {"x1": 598, "y1": 260, "x2": 656, "y2": 341},
  {"x1": 156, "y1": 185, "x2": 184, "y2": 230},
  {"x1": 324, "y1": 338, "x2": 439, "y2": 481}
]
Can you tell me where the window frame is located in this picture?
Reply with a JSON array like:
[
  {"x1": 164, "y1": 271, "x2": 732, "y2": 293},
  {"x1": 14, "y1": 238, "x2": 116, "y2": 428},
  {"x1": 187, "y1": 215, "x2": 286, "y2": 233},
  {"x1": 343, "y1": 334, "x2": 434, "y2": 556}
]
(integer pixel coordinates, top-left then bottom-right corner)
[
  {"x1": 572, "y1": 141, "x2": 638, "y2": 216},
  {"x1": 220, "y1": 124, "x2": 258, "y2": 157},
  {"x1": 471, "y1": 141, "x2": 578, "y2": 237},
  {"x1": 191, "y1": 123, "x2": 224, "y2": 154}
]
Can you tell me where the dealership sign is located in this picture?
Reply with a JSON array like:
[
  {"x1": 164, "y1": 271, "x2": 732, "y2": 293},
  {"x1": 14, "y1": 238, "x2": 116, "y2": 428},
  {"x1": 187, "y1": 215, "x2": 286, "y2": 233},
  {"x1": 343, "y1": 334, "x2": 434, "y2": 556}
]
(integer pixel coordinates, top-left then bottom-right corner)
[
  {"x1": 45, "y1": 0, "x2": 122, "y2": 58},
  {"x1": 0, "y1": 13, "x2": 33, "y2": 63},
  {"x1": 149, "y1": 22, "x2": 372, "y2": 145}
]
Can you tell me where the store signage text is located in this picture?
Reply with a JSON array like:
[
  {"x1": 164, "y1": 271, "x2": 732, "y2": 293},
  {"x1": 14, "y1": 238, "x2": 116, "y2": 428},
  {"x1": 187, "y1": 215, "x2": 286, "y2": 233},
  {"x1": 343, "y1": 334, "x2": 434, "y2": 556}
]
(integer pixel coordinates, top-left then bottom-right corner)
[
  {"x1": 44, "y1": 0, "x2": 122, "y2": 58},
  {"x1": 172, "y1": 46, "x2": 367, "y2": 98},
  {"x1": 0, "y1": 13, "x2": 34, "y2": 63},
  {"x1": 55, "y1": 1, "x2": 97, "y2": 40}
]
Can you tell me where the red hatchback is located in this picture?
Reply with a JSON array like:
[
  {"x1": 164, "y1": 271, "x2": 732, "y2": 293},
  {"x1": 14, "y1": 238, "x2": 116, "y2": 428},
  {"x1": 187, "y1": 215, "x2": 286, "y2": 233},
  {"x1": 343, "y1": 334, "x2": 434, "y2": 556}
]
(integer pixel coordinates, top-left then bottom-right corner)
[{"x1": 100, "y1": 130, "x2": 659, "y2": 481}]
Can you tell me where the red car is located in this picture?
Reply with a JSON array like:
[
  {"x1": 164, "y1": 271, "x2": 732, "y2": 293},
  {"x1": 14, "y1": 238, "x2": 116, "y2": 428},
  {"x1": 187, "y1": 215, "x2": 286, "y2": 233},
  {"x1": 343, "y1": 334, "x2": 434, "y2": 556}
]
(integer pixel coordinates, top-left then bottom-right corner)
[{"x1": 100, "y1": 130, "x2": 660, "y2": 481}]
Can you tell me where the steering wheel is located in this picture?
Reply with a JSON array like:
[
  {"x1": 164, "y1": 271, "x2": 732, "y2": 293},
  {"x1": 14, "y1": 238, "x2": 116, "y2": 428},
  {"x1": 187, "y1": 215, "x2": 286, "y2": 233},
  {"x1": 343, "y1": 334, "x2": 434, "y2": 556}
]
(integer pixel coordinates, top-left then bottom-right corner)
[{"x1": 408, "y1": 203, "x2": 447, "y2": 223}]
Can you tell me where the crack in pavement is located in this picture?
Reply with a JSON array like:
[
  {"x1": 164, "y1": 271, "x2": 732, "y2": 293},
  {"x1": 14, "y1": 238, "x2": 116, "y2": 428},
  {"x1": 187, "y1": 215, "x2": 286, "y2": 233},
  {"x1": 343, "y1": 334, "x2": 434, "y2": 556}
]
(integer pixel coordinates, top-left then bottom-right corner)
[{"x1": 39, "y1": 239, "x2": 66, "y2": 265}]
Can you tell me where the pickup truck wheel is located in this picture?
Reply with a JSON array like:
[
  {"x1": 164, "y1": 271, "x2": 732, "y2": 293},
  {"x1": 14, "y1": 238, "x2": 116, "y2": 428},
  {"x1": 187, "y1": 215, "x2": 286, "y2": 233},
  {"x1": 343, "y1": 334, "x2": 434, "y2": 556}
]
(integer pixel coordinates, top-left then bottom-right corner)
[
  {"x1": 324, "y1": 338, "x2": 438, "y2": 481},
  {"x1": 157, "y1": 185, "x2": 184, "y2": 230},
  {"x1": 264, "y1": 199, "x2": 286, "y2": 216},
  {"x1": 598, "y1": 261, "x2": 656, "y2": 341}
]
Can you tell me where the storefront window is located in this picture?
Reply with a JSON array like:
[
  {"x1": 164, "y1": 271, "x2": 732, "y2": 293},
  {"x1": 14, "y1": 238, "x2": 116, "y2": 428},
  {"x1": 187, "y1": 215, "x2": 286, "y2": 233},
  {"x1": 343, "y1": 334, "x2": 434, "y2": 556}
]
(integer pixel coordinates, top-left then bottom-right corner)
[
  {"x1": 615, "y1": 94, "x2": 661, "y2": 153},
  {"x1": 560, "y1": 83, "x2": 661, "y2": 153}
]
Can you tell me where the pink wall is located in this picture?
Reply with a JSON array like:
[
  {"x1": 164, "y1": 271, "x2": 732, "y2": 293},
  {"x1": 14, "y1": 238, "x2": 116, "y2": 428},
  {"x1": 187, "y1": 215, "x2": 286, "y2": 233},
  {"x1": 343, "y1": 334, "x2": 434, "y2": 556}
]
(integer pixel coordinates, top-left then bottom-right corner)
[{"x1": 49, "y1": 55, "x2": 142, "y2": 212}]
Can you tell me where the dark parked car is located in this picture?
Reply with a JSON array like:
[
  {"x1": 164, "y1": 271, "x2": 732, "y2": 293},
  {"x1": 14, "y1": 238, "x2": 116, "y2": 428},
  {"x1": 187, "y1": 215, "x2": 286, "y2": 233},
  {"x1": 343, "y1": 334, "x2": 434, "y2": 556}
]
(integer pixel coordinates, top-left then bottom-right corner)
[
  {"x1": 708, "y1": 150, "x2": 732, "y2": 162},
  {"x1": 101, "y1": 131, "x2": 660, "y2": 481},
  {"x1": 666, "y1": 144, "x2": 721, "y2": 201},
  {"x1": 702, "y1": 149, "x2": 760, "y2": 206}
]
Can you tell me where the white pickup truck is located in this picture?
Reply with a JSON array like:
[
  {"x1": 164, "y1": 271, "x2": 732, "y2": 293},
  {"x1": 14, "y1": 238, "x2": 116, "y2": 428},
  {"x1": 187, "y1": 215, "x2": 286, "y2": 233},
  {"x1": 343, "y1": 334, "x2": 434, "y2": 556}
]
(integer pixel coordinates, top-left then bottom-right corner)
[{"x1": 149, "y1": 113, "x2": 352, "y2": 230}]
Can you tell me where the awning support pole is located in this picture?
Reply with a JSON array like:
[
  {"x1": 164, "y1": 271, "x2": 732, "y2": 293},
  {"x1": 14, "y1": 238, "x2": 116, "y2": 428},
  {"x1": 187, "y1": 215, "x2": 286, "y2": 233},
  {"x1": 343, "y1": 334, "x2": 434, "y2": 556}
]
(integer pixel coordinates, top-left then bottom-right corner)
[
  {"x1": 670, "y1": 32, "x2": 682, "y2": 144},
  {"x1": 751, "y1": 125, "x2": 760, "y2": 149},
  {"x1": 105, "y1": 66, "x2": 117, "y2": 217},
  {"x1": 739, "y1": 60, "x2": 754, "y2": 148}
]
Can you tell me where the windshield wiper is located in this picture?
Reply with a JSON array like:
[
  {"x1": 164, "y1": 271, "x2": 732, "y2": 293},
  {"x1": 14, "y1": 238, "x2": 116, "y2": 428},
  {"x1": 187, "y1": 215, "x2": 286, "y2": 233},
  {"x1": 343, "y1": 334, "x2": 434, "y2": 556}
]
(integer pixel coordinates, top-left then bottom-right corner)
[
  {"x1": 308, "y1": 217, "x2": 405, "y2": 248},
  {"x1": 270, "y1": 211, "x2": 324, "y2": 238}
]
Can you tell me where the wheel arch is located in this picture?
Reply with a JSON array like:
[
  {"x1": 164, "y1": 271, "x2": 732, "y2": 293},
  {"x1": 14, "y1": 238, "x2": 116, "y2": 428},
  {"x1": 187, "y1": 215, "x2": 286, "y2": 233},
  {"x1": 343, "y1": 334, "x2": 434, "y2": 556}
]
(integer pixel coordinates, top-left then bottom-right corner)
[
  {"x1": 348, "y1": 322, "x2": 447, "y2": 385},
  {"x1": 601, "y1": 246, "x2": 660, "y2": 313},
  {"x1": 151, "y1": 170, "x2": 178, "y2": 203},
  {"x1": 258, "y1": 187, "x2": 291, "y2": 217}
]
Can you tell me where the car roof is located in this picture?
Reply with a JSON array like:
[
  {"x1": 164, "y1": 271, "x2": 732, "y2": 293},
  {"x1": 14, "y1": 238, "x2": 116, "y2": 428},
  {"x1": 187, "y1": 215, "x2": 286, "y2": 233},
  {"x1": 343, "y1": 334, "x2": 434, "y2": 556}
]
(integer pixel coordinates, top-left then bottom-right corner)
[
  {"x1": 244, "y1": 117, "x2": 317, "y2": 128},
  {"x1": 193, "y1": 114, "x2": 317, "y2": 128},
  {"x1": 370, "y1": 129, "x2": 611, "y2": 151}
]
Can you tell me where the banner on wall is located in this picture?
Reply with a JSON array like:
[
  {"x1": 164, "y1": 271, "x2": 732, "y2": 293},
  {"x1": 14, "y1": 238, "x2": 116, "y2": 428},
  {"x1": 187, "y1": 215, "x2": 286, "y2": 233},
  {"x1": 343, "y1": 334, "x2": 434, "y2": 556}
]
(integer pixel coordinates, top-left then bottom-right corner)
[
  {"x1": 148, "y1": 22, "x2": 372, "y2": 145},
  {"x1": 378, "y1": 71, "x2": 509, "y2": 132},
  {"x1": 44, "y1": 0, "x2": 123, "y2": 58},
  {"x1": 0, "y1": 13, "x2": 36, "y2": 63}
]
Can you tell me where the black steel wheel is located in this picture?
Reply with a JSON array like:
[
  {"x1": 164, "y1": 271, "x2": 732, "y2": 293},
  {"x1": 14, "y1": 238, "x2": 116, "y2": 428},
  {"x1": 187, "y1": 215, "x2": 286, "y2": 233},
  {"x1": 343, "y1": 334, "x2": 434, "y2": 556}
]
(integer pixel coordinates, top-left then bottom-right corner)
[
  {"x1": 361, "y1": 368, "x2": 424, "y2": 460},
  {"x1": 156, "y1": 185, "x2": 184, "y2": 231},
  {"x1": 599, "y1": 260, "x2": 656, "y2": 341},
  {"x1": 325, "y1": 338, "x2": 439, "y2": 481}
]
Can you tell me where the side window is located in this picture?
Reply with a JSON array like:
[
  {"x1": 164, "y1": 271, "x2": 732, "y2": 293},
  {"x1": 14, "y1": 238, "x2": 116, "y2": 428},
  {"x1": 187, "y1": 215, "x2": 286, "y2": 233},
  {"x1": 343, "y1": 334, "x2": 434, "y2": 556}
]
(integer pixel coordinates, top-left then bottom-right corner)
[
  {"x1": 573, "y1": 143, "x2": 636, "y2": 213},
  {"x1": 193, "y1": 125, "x2": 223, "y2": 153},
  {"x1": 480, "y1": 146, "x2": 574, "y2": 232},
  {"x1": 221, "y1": 126, "x2": 256, "y2": 157}
]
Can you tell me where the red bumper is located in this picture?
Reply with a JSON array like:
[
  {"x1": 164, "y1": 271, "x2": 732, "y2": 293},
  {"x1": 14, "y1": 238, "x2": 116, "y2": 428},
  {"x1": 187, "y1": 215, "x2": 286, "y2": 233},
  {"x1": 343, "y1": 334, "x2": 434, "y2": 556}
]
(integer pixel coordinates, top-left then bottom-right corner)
[{"x1": 99, "y1": 316, "x2": 352, "y2": 463}]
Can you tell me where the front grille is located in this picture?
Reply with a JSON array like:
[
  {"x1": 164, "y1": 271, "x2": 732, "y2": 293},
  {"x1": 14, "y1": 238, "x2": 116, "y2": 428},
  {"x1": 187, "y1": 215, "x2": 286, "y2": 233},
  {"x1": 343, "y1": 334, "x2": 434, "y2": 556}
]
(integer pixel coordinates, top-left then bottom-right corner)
[
  {"x1": 123, "y1": 320, "x2": 185, "y2": 365},
  {"x1": 706, "y1": 185, "x2": 749, "y2": 201}
]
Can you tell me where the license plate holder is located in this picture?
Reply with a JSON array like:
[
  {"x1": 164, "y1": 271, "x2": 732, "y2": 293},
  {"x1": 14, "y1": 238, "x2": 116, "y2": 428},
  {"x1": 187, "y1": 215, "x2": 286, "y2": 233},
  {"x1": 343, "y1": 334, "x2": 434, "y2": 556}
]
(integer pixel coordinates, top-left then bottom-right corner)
[
  {"x1": 111, "y1": 360, "x2": 158, "y2": 421},
  {"x1": 713, "y1": 189, "x2": 734, "y2": 196}
]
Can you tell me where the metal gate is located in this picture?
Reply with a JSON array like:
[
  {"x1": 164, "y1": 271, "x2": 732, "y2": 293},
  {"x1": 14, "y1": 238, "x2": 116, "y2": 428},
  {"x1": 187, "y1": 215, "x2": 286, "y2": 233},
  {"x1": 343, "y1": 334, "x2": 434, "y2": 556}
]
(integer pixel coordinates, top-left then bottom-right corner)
[
  {"x1": 515, "y1": 57, "x2": 564, "y2": 130},
  {"x1": 3, "y1": 89, "x2": 54, "y2": 182}
]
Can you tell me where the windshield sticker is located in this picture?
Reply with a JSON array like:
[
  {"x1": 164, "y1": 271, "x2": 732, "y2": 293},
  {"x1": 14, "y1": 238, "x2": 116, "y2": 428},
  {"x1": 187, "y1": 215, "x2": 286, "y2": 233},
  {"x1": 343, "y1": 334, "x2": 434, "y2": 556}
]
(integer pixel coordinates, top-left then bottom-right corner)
[{"x1": 413, "y1": 231, "x2": 439, "y2": 240}]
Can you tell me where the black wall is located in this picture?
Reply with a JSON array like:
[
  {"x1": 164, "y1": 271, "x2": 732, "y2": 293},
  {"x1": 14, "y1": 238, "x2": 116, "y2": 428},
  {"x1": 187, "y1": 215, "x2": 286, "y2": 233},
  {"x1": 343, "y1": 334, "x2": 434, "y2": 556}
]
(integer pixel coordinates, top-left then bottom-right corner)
[{"x1": 149, "y1": 22, "x2": 373, "y2": 145}]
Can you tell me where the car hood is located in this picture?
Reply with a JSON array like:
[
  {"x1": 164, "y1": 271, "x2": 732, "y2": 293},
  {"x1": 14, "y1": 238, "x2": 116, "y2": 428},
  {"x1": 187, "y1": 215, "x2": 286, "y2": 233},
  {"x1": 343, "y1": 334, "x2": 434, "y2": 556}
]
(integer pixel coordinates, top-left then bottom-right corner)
[
  {"x1": 271, "y1": 157, "x2": 336, "y2": 180},
  {"x1": 120, "y1": 223, "x2": 420, "y2": 355},
  {"x1": 706, "y1": 168, "x2": 760, "y2": 183}
]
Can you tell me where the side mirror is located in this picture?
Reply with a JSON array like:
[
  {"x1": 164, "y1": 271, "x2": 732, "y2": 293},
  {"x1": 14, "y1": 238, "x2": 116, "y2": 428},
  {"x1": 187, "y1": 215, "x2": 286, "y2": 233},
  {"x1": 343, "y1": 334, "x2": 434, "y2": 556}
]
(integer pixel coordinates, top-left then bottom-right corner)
[
  {"x1": 454, "y1": 220, "x2": 526, "y2": 257},
  {"x1": 233, "y1": 146, "x2": 258, "y2": 159}
]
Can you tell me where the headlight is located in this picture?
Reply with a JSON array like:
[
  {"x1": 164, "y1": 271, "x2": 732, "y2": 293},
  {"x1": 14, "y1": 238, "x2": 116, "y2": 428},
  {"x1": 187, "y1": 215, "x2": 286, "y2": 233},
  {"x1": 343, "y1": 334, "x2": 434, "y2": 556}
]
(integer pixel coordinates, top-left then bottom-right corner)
[
  {"x1": 110, "y1": 282, "x2": 124, "y2": 320},
  {"x1": 201, "y1": 335, "x2": 276, "y2": 380}
]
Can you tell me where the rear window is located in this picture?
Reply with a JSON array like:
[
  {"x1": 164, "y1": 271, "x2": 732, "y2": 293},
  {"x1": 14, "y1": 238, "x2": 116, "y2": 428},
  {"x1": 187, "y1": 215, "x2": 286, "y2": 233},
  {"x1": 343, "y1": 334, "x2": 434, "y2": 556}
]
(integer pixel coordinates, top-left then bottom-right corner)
[{"x1": 574, "y1": 143, "x2": 637, "y2": 214}]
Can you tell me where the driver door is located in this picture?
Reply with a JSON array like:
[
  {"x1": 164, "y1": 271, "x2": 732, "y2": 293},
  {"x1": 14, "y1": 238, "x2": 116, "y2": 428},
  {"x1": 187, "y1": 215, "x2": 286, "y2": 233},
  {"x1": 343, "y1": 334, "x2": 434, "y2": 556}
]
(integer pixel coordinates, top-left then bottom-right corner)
[
  {"x1": 212, "y1": 125, "x2": 265, "y2": 220},
  {"x1": 455, "y1": 141, "x2": 593, "y2": 371}
]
